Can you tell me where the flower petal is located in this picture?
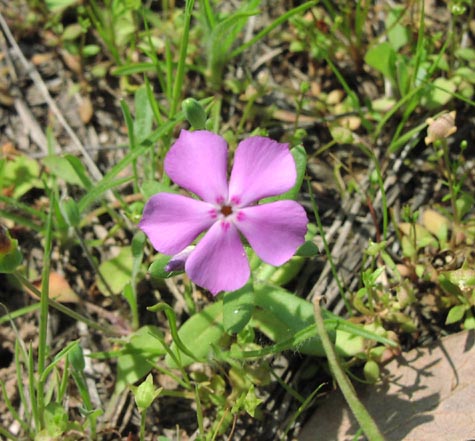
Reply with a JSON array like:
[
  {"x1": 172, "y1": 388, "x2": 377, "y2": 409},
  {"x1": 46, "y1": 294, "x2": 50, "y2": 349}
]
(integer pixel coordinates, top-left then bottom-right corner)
[
  {"x1": 164, "y1": 246, "x2": 194, "y2": 272},
  {"x1": 236, "y1": 201, "x2": 308, "y2": 266},
  {"x1": 186, "y1": 221, "x2": 250, "y2": 295},
  {"x1": 165, "y1": 130, "x2": 229, "y2": 203},
  {"x1": 139, "y1": 193, "x2": 216, "y2": 255},
  {"x1": 228, "y1": 137, "x2": 296, "y2": 206}
]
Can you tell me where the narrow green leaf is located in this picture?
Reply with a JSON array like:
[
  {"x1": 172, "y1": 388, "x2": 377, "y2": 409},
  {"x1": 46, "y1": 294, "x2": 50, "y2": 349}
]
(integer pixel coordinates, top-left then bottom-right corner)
[
  {"x1": 165, "y1": 301, "x2": 228, "y2": 368},
  {"x1": 111, "y1": 62, "x2": 157, "y2": 76},
  {"x1": 77, "y1": 145, "x2": 147, "y2": 212}
]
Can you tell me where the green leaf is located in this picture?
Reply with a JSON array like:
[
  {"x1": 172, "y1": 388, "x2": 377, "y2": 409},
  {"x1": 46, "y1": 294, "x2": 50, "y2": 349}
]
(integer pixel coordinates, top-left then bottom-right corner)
[
  {"x1": 115, "y1": 325, "x2": 166, "y2": 393},
  {"x1": 296, "y1": 240, "x2": 320, "y2": 257},
  {"x1": 141, "y1": 180, "x2": 176, "y2": 199},
  {"x1": 148, "y1": 254, "x2": 179, "y2": 279},
  {"x1": 0, "y1": 228, "x2": 23, "y2": 273},
  {"x1": 243, "y1": 384, "x2": 262, "y2": 417},
  {"x1": 112, "y1": 62, "x2": 157, "y2": 76},
  {"x1": 445, "y1": 268, "x2": 475, "y2": 290},
  {"x1": 252, "y1": 284, "x2": 326, "y2": 356},
  {"x1": 445, "y1": 304, "x2": 467, "y2": 325},
  {"x1": 335, "y1": 328, "x2": 365, "y2": 357},
  {"x1": 77, "y1": 145, "x2": 148, "y2": 212},
  {"x1": 83, "y1": 44, "x2": 101, "y2": 57},
  {"x1": 68, "y1": 344, "x2": 86, "y2": 371},
  {"x1": 62, "y1": 23, "x2": 83, "y2": 41},
  {"x1": 134, "y1": 85, "x2": 154, "y2": 145},
  {"x1": 423, "y1": 77, "x2": 457, "y2": 108},
  {"x1": 122, "y1": 283, "x2": 136, "y2": 316},
  {"x1": 45, "y1": 0, "x2": 78, "y2": 13},
  {"x1": 365, "y1": 42, "x2": 396, "y2": 80},
  {"x1": 44, "y1": 402, "x2": 69, "y2": 436},
  {"x1": 439, "y1": 273, "x2": 463, "y2": 297},
  {"x1": 456, "y1": 193, "x2": 474, "y2": 219},
  {"x1": 463, "y1": 312, "x2": 475, "y2": 330},
  {"x1": 165, "y1": 301, "x2": 228, "y2": 368},
  {"x1": 96, "y1": 247, "x2": 133, "y2": 295},
  {"x1": 59, "y1": 197, "x2": 80, "y2": 228},
  {"x1": 0, "y1": 242, "x2": 22, "y2": 273},
  {"x1": 182, "y1": 98, "x2": 207, "y2": 130},
  {"x1": 386, "y1": 7, "x2": 410, "y2": 51},
  {"x1": 251, "y1": 284, "x2": 395, "y2": 357},
  {"x1": 207, "y1": 2, "x2": 260, "y2": 84},
  {"x1": 269, "y1": 256, "x2": 306, "y2": 286},
  {"x1": 43, "y1": 154, "x2": 93, "y2": 189},
  {"x1": 1, "y1": 155, "x2": 42, "y2": 198},
  {"x1": 455, "y1": 47, "x2": 475, "y2": 62},
  {"x1": 223, "y1": 283, "x2": 254, "y2": 334}
]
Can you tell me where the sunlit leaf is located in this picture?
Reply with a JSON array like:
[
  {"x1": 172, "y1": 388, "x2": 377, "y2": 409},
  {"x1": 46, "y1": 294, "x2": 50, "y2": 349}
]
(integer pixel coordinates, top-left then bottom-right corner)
[
  {"x1": 365, "y1": 42, "x2": 396, "y2": 80},
  {"x1": 96, "y1": 247, "x2": 133, "y2": 295},
  {"x1": 223, "y1": 283, "x2": 254, "y2": 334},
  {"x1": 115, "y1": 325, "x2": 166, "y2": 393},
  {"x1": 166, "y1": 301, "x2": 228, "y2": 368},
  {"x1": 446, "y1": 304, "x2": 467, "y2": 325}
]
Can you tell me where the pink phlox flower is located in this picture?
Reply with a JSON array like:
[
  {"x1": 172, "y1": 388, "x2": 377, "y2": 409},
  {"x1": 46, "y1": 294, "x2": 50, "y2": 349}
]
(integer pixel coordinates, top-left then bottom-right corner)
[{"x1": 139, "y1": 129, "x2": 308, "y2": 295}]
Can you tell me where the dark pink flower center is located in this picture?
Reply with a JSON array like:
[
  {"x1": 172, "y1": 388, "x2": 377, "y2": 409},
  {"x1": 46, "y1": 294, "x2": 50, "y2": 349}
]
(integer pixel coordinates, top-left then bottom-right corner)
[{"x1": 221, "y1": 205, "x2": 233, "y2": 216}]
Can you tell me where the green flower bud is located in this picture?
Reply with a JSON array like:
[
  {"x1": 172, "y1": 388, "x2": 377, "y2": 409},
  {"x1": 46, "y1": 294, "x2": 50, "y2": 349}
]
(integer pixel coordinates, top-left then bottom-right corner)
[
  {"x1": 182, "y1": 98, "x2": 207, "y2": 130},
  {"x1": 132, "y1": 374, "x2": 162, "y2": 412},
  {"x1": 363, "y1": 360, "x2": 380, "y2": 384}
]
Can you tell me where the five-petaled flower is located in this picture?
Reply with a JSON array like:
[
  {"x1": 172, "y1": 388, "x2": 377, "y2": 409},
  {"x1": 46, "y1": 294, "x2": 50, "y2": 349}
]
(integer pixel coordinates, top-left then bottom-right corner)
[{"x1": 139, "y1": 130, "x2": 308, "y2": 295}]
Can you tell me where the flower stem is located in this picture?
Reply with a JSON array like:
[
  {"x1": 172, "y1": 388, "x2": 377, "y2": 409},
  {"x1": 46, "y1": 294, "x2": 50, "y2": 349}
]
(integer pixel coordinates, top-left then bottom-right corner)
[
  {"x1": 307, "y1": 179, "x2": 351, "y2": 313},
  {"x1": 170, "y1": 0, "x2": 195, "y2": 117},
  {"x1": 441, "y1": 139, "x2": 459, "y2": 226},
  {"x1": 36, "y1": 193, "x2": 54, "y2": 429},
  {"x1": 313, "y1": 296, "x2": 385, "y2": 441},
  {"x1": 139, "y1": 410, "x2": 146, "y2": 441}
]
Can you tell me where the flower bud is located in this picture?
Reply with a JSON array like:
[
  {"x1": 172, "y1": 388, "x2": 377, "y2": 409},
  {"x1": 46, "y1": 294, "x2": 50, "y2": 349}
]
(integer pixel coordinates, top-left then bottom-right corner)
[
  {"x1": 425, "y1": 111, "x2": 457, "y2": 145},
  {"x1": 182, "y1": 98, "x2": 207, "y2": 130},
  {"x1": 132, "y1": 374, "x2": 162, "y2": 412},
  {"x1": 363, "y1": 359, "x2": 380, "y2": 383},
  {"x1": 164, "y1": 246, "x2": 194, "y2": 272}
]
